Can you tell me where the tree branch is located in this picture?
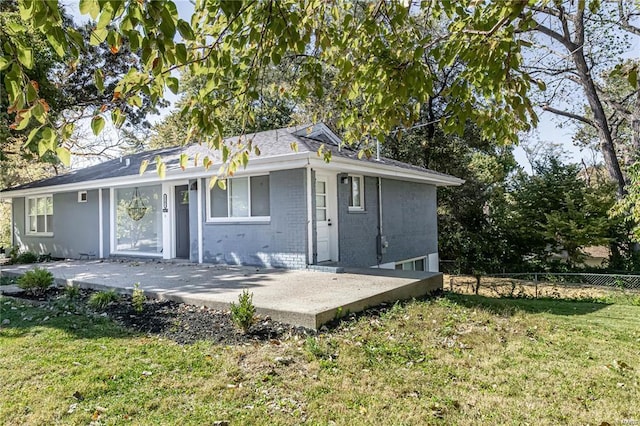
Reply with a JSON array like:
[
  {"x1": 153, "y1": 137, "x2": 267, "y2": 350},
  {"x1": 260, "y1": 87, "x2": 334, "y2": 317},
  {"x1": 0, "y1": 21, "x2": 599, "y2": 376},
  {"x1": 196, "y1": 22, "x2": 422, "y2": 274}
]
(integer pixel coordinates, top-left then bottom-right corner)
[{"x1": 541, "y1": 103, "x2": 595, "y2": 127}]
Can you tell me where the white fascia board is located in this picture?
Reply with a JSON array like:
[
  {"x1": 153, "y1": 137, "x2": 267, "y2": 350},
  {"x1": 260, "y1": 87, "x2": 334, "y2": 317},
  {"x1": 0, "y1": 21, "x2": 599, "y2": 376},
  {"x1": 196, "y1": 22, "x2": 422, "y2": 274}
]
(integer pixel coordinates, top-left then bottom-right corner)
[
  {"x1": 0, "y1": 152, "x2": 312, "y2": 199},
  {"x1": 309, "y1": 156, "x2": 465, "y2": 186}
]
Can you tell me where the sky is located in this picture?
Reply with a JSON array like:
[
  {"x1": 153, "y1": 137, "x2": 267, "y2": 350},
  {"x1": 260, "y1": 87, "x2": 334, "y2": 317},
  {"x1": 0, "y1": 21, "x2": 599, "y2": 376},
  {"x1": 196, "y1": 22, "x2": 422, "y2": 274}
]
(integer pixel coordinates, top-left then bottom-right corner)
[{"x1": 59, "y1": 0, "x2": 639, "y2": 173}]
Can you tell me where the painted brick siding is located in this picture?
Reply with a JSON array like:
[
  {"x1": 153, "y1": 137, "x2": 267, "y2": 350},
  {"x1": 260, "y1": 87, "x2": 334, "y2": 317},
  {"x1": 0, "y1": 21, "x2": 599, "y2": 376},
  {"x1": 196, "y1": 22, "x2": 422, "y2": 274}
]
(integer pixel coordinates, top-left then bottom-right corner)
[
  {"x1": 380, "y1": 178, "x2": 438, "y2": 262},
  {"x1": 337, "y1": 176, "x2": 379, "y2": 266},
  {"x1": 192, "y1": 169, "x2": 308, "y2": 268},
  {"x1": 337, "y1": 176, "x2": 438, "y2": 267},
  {"x1": 12, "y1": 190, "x2": 100, "y2": 258}
]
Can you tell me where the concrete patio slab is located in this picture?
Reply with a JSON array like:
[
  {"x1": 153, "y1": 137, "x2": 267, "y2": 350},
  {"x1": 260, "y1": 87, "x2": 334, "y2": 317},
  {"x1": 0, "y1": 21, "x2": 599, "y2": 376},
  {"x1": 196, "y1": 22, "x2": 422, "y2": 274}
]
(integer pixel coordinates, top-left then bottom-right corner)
[{"x1": 1, "y1": 260, "x2": 442, "y2": 329}]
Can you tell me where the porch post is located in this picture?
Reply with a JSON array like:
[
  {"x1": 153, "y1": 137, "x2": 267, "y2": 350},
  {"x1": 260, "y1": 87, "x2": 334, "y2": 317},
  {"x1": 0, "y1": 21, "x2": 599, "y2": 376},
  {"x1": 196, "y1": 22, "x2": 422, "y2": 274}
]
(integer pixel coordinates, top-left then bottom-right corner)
[
  {"x1": 98, "y1": 188, "x2": 103, "y2": 258},
  {"x1": 197, "y1": 178, "x2": 203, "y2": 264},
  {"x1": 306, "y1": 165, "x2": 313, "y2": 266}
]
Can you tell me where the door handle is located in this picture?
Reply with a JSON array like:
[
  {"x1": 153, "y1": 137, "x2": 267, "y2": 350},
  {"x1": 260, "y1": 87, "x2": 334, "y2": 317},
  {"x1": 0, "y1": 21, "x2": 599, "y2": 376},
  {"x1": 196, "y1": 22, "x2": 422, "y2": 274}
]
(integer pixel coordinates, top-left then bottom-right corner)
[{"x1": 328, "y1": 218, "x2": 332, "y2": 226}]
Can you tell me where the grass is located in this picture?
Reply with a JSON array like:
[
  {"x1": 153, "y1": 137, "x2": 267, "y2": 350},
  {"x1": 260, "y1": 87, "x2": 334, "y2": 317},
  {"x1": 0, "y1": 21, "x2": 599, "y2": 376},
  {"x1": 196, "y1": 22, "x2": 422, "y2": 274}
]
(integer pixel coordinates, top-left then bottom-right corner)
[{"x1": 1, "y1": 294, "x2": 639, "y2": 425}]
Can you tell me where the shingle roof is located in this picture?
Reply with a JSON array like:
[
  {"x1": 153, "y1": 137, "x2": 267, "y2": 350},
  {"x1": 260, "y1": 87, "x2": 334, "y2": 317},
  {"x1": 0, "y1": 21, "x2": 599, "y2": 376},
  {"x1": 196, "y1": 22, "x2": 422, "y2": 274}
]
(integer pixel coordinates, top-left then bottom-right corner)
[{"x1": 2, "y1": 123, "x2": 462, "y2": 192}]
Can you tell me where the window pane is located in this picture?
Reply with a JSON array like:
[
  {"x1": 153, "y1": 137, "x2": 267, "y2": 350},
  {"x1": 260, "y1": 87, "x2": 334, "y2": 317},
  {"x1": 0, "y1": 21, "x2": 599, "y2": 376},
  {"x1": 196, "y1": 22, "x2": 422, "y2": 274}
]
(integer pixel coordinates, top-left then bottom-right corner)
[
  {"x1": 315, "y1": 181, "x2": 325, "y2": 194},
  {"x1": 28, "y1": 198, "x2": 36, "y2": 215},
  {"x1": 415, "y1": 259, "x2": 425, "y2": 271},
  {"x1": 29, "y1": 216, "x2": 37, "y2": 232},
  {"x1": 37, "y1": 215, "x2": 45, "y2": 232},
  {"x1": 229, "y1": 177, "x2": 249, "y2": 217},
  {"x1": 351, "y1": 177, "x2": 361, "y2": 207},
  {"x1": 316, "y1": 208, "x2": 326, "y2": 221},
  {"x1": 250, "y1": 175, "x2": 270, "y2": 216},
  {"x1": 46, "y1": 215, "x2": 53, "y2": 232},
  {"x1": 211, "y1": 185, "x2": 228, "y2": 218},
  {"x1": 315, "y1": 195, "x2": 325, "y2": 207},
  {"x1": 46, "y1": 196, "x2": 53, "y2": 214},
  {"x1": 115, "y1": 185, "x2": 162, "y2": 254},
  {"x1": 37, "y1": 197, "x2": 45, "y2": 215}
]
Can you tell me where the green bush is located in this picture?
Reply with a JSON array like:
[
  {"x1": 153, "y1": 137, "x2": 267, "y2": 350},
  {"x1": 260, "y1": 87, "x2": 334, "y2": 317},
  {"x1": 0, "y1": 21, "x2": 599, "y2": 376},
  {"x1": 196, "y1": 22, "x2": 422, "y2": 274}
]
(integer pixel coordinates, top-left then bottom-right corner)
[
  {"x1": 15, "y1": 251, "x2": 38, "y2": 264},
  {"x1": 64, "y1": 285, "x2": 81, "y2": 300},
  {"x1": 230, "y1": 290, "x2": 256, "y2": 333},
  {"x1": 132, "y1": 283, "x2": 145, "y2": 313},
  {"x1": 88, "y1": 290, "x2": 119, "y2": 310},
  {"x1": 17, "y1": 267, "x2": 54, "y2": 295}
]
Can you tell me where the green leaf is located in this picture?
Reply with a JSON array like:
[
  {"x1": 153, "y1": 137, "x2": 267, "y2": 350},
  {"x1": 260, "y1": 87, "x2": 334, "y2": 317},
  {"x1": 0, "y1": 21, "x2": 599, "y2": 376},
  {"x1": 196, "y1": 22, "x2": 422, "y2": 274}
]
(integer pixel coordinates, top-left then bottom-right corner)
[
  {"x1": 166, "y1": 77, "x2": 179, "y2": 94},
  {"x1": 56, "y1": 147, "x2": 71, "y2": 166},
  {"x1": 0, "y1": 56, "x2": 9, "y2": 71},
  {"x1": 79, "y1": 0, "x2": 100, "y2": 19},
  {"x1": 179, "y1": 153, "x2": 188, "y2": 170},
  {"x1": 139, "y1": 159, "x2": 149, "y2": 175},
  {"x1": 158, "y1": 162, "x2": 166, "y2": 179},
  {"x1": 209, "y1": 175, "x2": 218, "y2": 189},
  {"x1": 628, "y1": 68, "x2": 638, "y2": 89},
  {"x1": 177, "y1": 19, "x2": 195, "y2": 41},
  {"x1": 91, "y1": 116, "x2": 105, "y2": 136},
  {"x1": 129, "y1": 95, "x2": 142, "y2": 108},
  {"x1": 46, "y1": 26, "x2": 67, "y2": 58},
  {"x1": 94, "y1": 69, "x2": 104, "y2": 94},
  {"x1": 15, "y1": 109, "x2": 32, "y2": 131},
  {"x1": 61, "y1": 123, "x2": 74, "y2": 140},
  {"x1": 90, "y1": 27, "x2": 108, "y2": 46},
  {"x1": 17, "y1": 47, "x2": 33, "y2": 69},
  {"x1": 26, "y1": 127, "x2": 40, "y2": 146},
  {"x1": 175, "y1": 43, "x2": 187, "y2": 63},
  {"x1": 536, "y1": 80, "x2": 546, "y2": 91},
  {"x1": 32, "y1": 102, "x2": 46, "y2": 124}
]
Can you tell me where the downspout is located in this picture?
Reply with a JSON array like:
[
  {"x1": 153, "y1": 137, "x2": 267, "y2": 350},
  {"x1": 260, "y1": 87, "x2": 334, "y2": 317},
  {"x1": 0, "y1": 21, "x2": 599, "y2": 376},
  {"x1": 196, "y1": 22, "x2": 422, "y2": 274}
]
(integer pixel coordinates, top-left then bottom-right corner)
[
  {"x1": 306, "y1": 162, "x2": 314, "y2": 266},
  {"x1": 98, "y1": 188, "x2": 104, "y2": 258},
  {"x1": 377, "y1": 176, "x2": 383, "y2": 266}
]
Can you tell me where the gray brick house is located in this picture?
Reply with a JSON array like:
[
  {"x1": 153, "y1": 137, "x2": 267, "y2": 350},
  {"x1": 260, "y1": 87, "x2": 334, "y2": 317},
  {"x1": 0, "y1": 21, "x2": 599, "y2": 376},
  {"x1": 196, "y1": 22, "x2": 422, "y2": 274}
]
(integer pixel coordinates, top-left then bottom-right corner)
[{"x1": 0, "y1": 123, "x2": 463, "y2": 271}]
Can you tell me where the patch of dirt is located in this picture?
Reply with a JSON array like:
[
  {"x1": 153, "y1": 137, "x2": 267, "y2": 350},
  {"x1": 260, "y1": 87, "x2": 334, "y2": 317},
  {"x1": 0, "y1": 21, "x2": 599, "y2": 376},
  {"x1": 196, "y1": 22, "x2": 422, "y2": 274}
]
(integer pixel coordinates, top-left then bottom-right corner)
[{"x1": 7, "y1": 286, "x2": 315, "y2": 345}]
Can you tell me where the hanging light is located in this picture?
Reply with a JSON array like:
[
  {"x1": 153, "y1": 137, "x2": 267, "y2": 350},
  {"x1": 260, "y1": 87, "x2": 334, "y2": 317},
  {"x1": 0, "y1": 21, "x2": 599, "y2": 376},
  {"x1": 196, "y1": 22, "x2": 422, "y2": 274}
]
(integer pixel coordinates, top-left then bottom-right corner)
[{"x1": 127, "y1": 187, "x2": 148, "y2": 221}]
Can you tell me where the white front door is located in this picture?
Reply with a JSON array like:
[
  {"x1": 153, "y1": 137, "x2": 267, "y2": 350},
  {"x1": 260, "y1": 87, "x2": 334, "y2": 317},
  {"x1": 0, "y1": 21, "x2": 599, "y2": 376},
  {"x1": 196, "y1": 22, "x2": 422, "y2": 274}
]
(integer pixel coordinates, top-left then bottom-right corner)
[{"x1": 315, "y1": 173, "x2": 337, "y2": 262}]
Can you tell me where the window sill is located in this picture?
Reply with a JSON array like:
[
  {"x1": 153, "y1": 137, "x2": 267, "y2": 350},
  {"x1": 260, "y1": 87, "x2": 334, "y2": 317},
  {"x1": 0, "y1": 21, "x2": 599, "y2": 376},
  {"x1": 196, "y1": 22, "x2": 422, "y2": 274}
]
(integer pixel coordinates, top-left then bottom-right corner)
[
  {"x1": 206, "y1": 216, "x2": 271, "y2": 225},
  {"x1": 25, "y1": 232, "x2": 54, "y2": 237},
  {"x1": 348, "y1": 208, "x2": 366, "y2": 213}
]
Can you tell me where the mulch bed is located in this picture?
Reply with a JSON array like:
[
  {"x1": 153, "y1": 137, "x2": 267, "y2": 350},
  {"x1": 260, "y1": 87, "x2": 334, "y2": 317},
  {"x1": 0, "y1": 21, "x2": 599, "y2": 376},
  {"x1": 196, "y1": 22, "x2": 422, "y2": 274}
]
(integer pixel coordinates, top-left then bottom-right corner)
[{"x1": 6, "y1": 286, "x2": 315, "y2": 345}]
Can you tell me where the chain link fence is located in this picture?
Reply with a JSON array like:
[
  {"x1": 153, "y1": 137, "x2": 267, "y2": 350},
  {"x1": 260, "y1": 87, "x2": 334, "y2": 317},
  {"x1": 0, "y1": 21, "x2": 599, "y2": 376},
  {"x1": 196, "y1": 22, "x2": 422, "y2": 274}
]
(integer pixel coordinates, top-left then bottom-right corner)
[{"x1": 446, "y1": 272, "x2": 640, "y2": 299}]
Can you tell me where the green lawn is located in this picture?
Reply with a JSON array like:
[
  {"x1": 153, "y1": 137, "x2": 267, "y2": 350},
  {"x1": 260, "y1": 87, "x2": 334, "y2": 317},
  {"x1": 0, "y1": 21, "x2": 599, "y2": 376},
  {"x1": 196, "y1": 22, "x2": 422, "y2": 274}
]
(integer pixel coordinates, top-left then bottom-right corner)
[{"x1": 1, "y1": 293, "x2": 639, "y2": 425}]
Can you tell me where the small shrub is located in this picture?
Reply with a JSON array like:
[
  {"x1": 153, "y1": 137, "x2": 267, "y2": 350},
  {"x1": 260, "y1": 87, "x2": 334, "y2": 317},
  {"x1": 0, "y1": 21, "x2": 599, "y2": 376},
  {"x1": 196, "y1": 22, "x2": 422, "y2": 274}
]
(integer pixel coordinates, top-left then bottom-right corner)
[
  {"x1": 88, "y1": 289, "x2": 119, "y2": 310},
  {"x1": 15, "y1": 251, "x2": 38, "y2": 264},
  {"x1": 64, "y1": 285, "x2": 81, "y2": 300},
  {"x1": 230, "y1": 290, "x2": 256, "y2": 333},
  {"x1": 17, "y1": 267, "x2": 54, "y2": 295},
  {"x1": 0, "y1": 276, "x2": 17, "y2": 286},
  {"x1": 132, "y1": 283, "x2": 145, "y2": 313}
]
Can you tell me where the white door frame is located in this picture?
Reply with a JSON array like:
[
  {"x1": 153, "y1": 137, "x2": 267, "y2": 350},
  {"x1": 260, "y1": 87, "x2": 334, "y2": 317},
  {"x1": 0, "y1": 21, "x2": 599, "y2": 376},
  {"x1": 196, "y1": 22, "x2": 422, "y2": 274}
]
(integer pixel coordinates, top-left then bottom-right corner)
[
  {"x1": 315, "y1": 172, "x2": 339, "y2": 263},
  {"x1": 162, "y1": 180, "x2": 189, "y2": 260}
]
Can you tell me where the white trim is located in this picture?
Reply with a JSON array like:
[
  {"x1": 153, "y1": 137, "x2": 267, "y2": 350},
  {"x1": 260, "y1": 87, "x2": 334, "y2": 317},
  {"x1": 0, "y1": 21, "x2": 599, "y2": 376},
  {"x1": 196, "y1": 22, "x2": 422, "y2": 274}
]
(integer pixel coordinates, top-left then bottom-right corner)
[
  {"x1": 347, "y1": 174, "x2": 365, "y2": 211},
  {"x1": 171, "y1": 181, "x2": 190, "y2": 259},
  {"x1": 98, "y1": 188, "x2": 104, "y2": 258},
  {"x1": 24, "y1": 194, "x2": 54, "y2": 236},
  {"x1": 109, "y1": 188, "x2": 115, "y2": 256},
  {"x1": 77, "y1": 191, "x2": 88, "y2": 203},
  {"x1": 315, "y1": 171, "x2": 339, "y2": 262},
  {"x1": 0, "y1": 148, "x2": 463, "y2": 200},
  {"x1": 197, "y1": 178, "x2": 203, "y2": 264},
  {"x1": 110, "y1": 251, "x2": 162, "y2": 258},
  {"x1": 306, "y1": 165, "x2": 313, "y2": 265},
  {"x1": 162, "y1": 182, "x2": 171, "y2": 260},
  {"x1": 206, "y1": 217, "x2": 270, "y2": 224}
]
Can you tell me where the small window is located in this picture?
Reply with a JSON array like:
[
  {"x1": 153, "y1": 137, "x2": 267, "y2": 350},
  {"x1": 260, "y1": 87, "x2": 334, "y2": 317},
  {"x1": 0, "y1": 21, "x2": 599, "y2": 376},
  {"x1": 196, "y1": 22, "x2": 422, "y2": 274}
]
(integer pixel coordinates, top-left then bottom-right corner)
[
  {"x1": 26, "y1": 195, "x2": 53, "y2": 235},
  {"x1": 396, "y1": 258, "x2": 426, "y2": 271},
  {"x1": 348, "y1": 175, "x2": 364, "y2": 211},
  {"x1": 78, "y1": 191, "x2": 88, "y2": 203},
  {"x1": 208, "y1": 175, "x2": 270, "y2": 221}
]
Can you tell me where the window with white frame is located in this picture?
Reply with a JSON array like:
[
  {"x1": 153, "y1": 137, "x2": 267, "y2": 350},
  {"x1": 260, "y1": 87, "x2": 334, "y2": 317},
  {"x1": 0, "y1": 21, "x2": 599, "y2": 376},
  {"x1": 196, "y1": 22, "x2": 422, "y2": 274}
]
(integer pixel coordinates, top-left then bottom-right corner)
[
  {"x1": 26, "y1": 195, "x2": 53, "y2": 235},
  {"x1": 348, "y1": 175, "x2": 364, "y2": 211},
  {"x1": 78, "y1": 191, "x2": 88, "y2": 203},
  {"x1": 395, "y1": 257, "x2": 426, "y2": 271},
  {"x1": 208, "y1": 175, "x2": 270, "y2": 220}
]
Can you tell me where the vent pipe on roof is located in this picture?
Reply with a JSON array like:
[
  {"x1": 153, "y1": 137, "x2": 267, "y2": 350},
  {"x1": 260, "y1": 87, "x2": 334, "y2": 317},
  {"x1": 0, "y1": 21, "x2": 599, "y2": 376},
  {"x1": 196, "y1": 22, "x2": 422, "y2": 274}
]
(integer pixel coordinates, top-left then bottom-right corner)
[
  {"x1": 125, "y1": 158, "x2": 130, "y2": 167},
  {"x1": 376, "y1": 139, "x2": 380, "y2": 161}
]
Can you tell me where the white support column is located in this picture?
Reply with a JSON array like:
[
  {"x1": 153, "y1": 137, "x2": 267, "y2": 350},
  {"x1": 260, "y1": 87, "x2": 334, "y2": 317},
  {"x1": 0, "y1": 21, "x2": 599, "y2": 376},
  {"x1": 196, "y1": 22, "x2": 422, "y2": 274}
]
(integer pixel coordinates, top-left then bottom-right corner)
[
  {"x1": 306, "y1": 165, "x2": 314, "y2": 266},
  {"x1": 197, "y1": 178, "x2": 203, "y2": 264},
  {"x1": 161, "y1": 182, "x2": 171, "y2": 260},
  {"x1": 109, "y1": 188, "x2": 115, "y2": 255},
  {"x1": 98, "y1": 188, "x2": 104, "y2": 258}
]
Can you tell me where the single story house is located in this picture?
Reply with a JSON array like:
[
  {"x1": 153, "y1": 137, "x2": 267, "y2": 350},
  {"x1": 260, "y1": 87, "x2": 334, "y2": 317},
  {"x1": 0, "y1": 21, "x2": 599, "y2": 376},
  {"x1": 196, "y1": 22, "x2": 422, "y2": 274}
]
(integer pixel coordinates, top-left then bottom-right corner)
[{"x1": 0, "y1": 123, "x2": 463, "y2": 271}]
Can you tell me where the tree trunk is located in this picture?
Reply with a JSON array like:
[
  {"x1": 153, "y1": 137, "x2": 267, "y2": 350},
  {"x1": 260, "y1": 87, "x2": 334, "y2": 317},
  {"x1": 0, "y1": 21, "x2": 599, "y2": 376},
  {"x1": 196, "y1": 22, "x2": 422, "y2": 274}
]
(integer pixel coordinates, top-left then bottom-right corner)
[{"x1": 571, "y1": 50, "x2": 627, "y2": 196}]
